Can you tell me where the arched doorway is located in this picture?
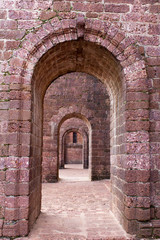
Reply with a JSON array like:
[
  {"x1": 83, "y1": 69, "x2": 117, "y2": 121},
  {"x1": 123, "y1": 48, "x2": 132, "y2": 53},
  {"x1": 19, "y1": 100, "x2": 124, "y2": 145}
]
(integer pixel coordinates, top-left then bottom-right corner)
[
  {"x1": 4, "y1": 18, "x2": 149, "y2": 237},
  {"x1": 42, "y1": 72, "x2": 110, "y2": 183},
  {"x1": 64, "y1": 130, "x2": 83, "y2": 165},
  {"x1": 61, "y1": 127, "x2": 89, "y2": 170}
]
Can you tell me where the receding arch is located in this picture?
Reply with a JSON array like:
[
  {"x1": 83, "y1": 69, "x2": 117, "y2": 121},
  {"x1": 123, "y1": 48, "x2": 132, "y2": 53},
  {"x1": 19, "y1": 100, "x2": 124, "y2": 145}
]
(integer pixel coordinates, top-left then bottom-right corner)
[
  {"x1": 57, "y1": 113, "x2": 92, "y2": 180},
  {"x1": 5, "y1": 18, "x2": 149, "y2": 237},
  {"x1": 60, "y1": 127, "x2": 88, "y2": 169}
]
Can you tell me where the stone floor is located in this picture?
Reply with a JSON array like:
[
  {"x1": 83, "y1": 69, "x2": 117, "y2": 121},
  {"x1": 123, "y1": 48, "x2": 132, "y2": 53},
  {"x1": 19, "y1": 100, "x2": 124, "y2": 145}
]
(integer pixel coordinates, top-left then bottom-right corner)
[
  {"x1": 25, "y1": 165, "x2": 135, "y2": 240},
  {"x1": 59, "y1": 164, "x2": 90, "y2": 182}
]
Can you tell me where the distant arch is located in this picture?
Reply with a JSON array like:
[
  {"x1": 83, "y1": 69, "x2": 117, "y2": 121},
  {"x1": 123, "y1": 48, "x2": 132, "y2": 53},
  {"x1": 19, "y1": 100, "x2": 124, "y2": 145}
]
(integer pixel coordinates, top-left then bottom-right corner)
[{"x1": 60, "y1": 127, "x2": 89, "y2": 169}]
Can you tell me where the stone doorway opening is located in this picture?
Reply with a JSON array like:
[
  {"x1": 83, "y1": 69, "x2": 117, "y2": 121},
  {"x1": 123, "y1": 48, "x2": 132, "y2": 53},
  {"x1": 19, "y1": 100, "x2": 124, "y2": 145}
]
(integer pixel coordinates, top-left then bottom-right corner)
[
  {"x1": 64, "y1": 131, "x2": 83, "y2": 166},
  {"x1": 59, "y1": 117, "x2": 90, "y2": 182},
  {"x1": 59, "y1": 116, "x2": 90, "y2": 182},
  {"x1": 42, "y1": 72, "x2": 110, "y2": 183},
  {"x1": 59, "y1": 117, "x2": 90, "y2": 170},
  {"x1": 29, "y1": 37, "x2": 148, "y2": 235}
]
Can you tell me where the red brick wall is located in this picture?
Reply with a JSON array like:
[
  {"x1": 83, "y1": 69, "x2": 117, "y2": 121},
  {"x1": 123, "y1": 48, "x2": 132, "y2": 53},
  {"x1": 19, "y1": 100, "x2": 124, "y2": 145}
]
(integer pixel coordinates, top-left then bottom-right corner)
[
  {"x1": 0, "y1": 0, "x2": 159, "y2": 238},
  {"x1": 65, "y1": 145, "x2": 83, "y2": 164}
]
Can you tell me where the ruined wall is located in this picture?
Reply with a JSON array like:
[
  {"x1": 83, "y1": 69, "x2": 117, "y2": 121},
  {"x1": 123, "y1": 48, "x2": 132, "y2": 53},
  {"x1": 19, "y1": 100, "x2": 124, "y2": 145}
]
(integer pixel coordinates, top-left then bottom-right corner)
[
  {"x1": 43, "y1": 72, "x2": 110, "y2": 182},
  {"x1": 0, "y1": 0, "x2": 159, "y2": 238}
]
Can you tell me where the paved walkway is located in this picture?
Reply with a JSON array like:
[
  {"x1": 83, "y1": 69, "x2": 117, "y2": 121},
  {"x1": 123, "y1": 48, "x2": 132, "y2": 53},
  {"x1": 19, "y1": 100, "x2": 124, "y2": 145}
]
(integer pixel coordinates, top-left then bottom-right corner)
[{"x1": 26, "y1": 165, "x2": 135, "y2": 240}]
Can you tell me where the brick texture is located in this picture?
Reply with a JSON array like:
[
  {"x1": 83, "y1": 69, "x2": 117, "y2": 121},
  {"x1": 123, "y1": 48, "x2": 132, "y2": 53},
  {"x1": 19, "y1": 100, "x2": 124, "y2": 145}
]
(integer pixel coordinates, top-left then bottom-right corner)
[
  {"x1": 43, "y1": 73, "x2": 110, "y2": 182},
  {"x1": 0, "y1": 0, "x2": 159, "y2": 238}
]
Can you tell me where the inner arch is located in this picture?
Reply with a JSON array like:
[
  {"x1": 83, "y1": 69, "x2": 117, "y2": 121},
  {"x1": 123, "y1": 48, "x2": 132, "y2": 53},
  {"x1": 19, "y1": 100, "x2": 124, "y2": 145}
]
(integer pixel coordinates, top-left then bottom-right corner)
[{"x1": 30, "y1": 39, "x2": 124, "y2": 231}]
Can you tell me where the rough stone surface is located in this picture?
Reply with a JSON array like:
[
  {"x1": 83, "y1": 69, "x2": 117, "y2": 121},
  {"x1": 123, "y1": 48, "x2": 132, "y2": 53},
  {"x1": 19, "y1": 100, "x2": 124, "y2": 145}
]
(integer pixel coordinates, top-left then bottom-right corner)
[{"x1": 0, "y1": 0, "x2": 159, "y2": 238}]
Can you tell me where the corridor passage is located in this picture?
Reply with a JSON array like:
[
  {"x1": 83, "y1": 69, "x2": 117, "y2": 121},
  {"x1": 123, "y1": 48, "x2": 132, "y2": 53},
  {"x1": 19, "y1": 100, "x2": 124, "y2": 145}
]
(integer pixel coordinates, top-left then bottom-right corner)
[{"x1": 26, "y1": 165, "x2": 135, "y2": 240}]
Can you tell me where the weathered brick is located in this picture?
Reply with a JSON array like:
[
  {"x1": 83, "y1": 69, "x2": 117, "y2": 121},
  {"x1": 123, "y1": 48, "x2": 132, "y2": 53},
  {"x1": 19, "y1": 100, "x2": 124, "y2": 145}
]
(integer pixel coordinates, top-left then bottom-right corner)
[
  {"x1": 39, "y1": 11, "x2": 56, "y2": 21},
  {"x1": 9, "y1": 10, "x2": 37, "y2": 20},
  {"x1": 148, "y1": 24, "x2": 160, "y2": 35},
  {"x1": 146, "y1": 47, "x2": 160, "y2": 57},
  {"x1": 136, "y1": 208, "x2": 150, "y2": 221},
  {"x1": 4, "y1": 207, "x2": 28, "y2": 220},
  {"x1": 105, "y1": 4, "x2": 130, "y2": 13},
  {"x1": 53, "y1": 2, "x2": 71, "y2": 12},
  {"x1": 0, "y1": 20, "x2": 17, "y2": 30},
  {"x1": 0, "y1": 30, "x2": 25, "y2": 39},
  {"x1": 150, "y1": 5, "x2": 160, "y2": 13},
  {"x1": 0, "y1": 10, "x2": 7, "y2": 19}
]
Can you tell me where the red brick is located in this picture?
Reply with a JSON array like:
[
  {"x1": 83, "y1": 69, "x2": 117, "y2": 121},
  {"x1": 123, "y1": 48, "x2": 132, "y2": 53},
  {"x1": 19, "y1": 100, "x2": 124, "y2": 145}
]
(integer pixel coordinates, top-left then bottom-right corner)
[
  {"x1": 126, "y1": 109, "x2": 149, "y2": 121},
  {"x1": 0, "y1": 30, "x2": 25, "y2": 39},
  {"x1": 122, "y1": 13, "x2": 158, "y2": 23},
  {"x1": 0, "y1": 20, "x2": 17, "y2": 30},
  {"x1": 105, "y1": 4, "x2": 129, "y2": 13},
  {"x1": 73, "y1": 3, "x2": 103, "y2": 12},
  {"x1": 150, "y1": 5, "x2": 160, "y2": 13},
  {"x1": 124, "y1": 183, "x2": 137, "y2": 196},
  {"x1": 126, "y1": 92, "x2": 149, "y2": 101},
  {"x1": 3, "y1": 219, "x2": 28, "y2": 237},
  {"x1": 137, "y1": 183, "x2": 150, "y2": 197},
  {"x1": 0, "y1": 10, "x2": 7, "y2": 19},
  {"x1": 155, "y1": 208, "x2": 160, "y2": 219},
  {"x1": 126, "y1": 142, "x2": 149, "y2": 154},
  {"x1": 148, "y1": 24, "x2": 160, "y2": 35},
  {"x1": 139, "y1": 228, "x2": 152, "y2": 238},
  {"x1": 105, "y1": 0, "x2": 133, "y2": 2},
  {"x1": 152, "y1": 220, "x2": 160, "y2": 228},
  {"x1": 15, "y1": 0, "x2": 36, "y2": 9},
  {"x1": 86, "y1": 12, "x2": 98, "y2": 18},
  {"x1": 40, "y1": 11, "x2": 56, "y2": 21},
  {"x1": 146, "y1": 57, "x2": 160, "y2": 66},
  {"x1": 9, "y1": 57, "x2": 24, "y2": 68},
  {"x1": 126, "y1": 121, "x2": 149, "y2": 131},
  {"x1": 5, "y1": 196, "x2": 29, "y2": 208},
  {"x1": 150, "y1": 143, "x2": 160, "y2": 154},
  {"x1": 153, "y1": 228, "x2": 160, "y2": 237},
  {"x1": 136, "y1": 208, "x2": 150, "y2": 221},
  {"x1": 9, "y1": 10, "x2": 36, "y2": 20},
  {"x1": 126, "y1": 132, "x2": 149, "y2": 142},
  {"x1": 124, "y1": 206, "x2": 136, "y2": 220},
  {"x1": 146, "y1": 47, "x2": 160, "y2": 57},
  {"x1": 0, "y1": 171, "x2": 5, "y2": 181},
  {"x1": 53, "y1": 2, "x2": 71, "y2": 12},
  {"x1": 136, "y1": 197, "x2": 150, "y2": 208},
  {"x1": 126, "y1": 101, "x2": 149, "y2": 110},
  {"x1": 5, "y1": 183, "x2": 29, "y2": 195},
  {"x1": 5, "y1": 208, "x2": 28, "y2": 220}
]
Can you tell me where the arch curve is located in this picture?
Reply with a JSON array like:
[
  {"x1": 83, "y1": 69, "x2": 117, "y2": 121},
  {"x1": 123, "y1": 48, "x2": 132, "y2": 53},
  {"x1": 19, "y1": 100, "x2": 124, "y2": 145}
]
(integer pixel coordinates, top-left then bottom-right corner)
[{"x1": 8, "y1": 17, "x2": 149, "y2": 236}]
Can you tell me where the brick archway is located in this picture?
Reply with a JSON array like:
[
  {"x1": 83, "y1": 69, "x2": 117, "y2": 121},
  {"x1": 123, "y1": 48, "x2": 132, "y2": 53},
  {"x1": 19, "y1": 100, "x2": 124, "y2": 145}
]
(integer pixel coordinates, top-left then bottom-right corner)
[
  {"x1": 61, "y1": 128, "x2": 88, "y2": 169},
  {"x1": 59, "y1": 121, "x2": 89, "y2": 170},
  {"x1": 3, "y1": 18, "x2": 149, "y2": 237},
  {"x1": 43, "y1": 111, "x2": 92, "y2": 183}
]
